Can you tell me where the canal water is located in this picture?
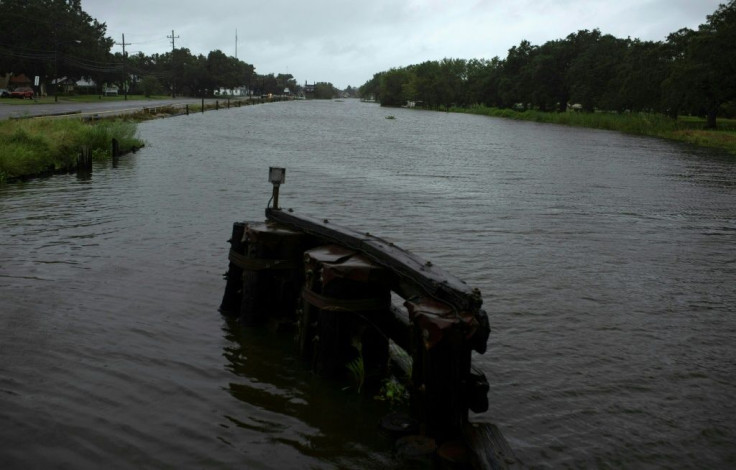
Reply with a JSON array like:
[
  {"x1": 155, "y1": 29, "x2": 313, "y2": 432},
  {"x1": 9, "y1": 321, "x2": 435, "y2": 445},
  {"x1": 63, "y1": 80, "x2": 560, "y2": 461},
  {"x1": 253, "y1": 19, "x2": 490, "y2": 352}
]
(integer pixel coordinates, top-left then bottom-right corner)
[{"x1": 1, "y1": 100, "x2": 735, "y2": 468}]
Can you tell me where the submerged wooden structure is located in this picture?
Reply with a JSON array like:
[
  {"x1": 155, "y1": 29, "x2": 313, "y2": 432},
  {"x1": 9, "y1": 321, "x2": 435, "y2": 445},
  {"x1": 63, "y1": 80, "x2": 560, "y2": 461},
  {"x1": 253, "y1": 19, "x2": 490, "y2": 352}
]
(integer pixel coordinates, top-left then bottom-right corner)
[{"x1": 219, "y1": 168, "x2": 519, "y2": 469}]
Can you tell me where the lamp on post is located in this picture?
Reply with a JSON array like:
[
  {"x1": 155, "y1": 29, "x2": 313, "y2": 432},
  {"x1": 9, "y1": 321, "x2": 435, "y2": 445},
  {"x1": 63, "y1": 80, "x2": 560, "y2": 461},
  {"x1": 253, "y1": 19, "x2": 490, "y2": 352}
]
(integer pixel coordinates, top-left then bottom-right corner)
[{"x1": 268, "y1": 167, "x2": 286, "y2": 210}]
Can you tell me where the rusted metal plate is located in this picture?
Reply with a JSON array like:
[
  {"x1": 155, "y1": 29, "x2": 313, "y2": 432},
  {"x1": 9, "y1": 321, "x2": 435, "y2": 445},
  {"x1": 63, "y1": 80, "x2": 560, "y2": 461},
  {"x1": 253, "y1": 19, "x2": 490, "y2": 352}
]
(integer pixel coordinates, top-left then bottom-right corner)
[
  {"x1": 245, "y1": 220, "x2": 306, "y2": 248},
  {"x1": 405, "y1": 297, "x2": 489, "y2": 353},
  {"x1": 303, "y1": 244, "x2": 356, "y2": 264},
  {"x1": 405, "y1": 297, "x2": 456, "y2": 350},
  {"x1": 304, "y1": 245, "x2": 388, "y2": 286}
]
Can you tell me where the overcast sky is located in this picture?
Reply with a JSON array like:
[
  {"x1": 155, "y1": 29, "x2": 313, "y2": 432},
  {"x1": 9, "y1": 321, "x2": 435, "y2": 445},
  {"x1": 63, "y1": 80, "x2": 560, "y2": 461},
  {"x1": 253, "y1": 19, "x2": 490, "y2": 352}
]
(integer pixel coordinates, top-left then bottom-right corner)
[{"x1": 82, "y1": 0, "x2": 724, "y2": 89}]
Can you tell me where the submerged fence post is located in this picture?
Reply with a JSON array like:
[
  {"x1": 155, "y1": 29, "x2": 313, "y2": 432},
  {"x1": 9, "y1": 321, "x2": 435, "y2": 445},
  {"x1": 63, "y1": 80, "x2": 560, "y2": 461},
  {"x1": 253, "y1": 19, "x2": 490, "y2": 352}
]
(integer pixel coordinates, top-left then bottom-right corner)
[
  {"x1": 201, "y1": 97, "x2": 204, "y2": 114},
  {"x1": 77, "y1": 145, "x2": 92, "y2": 173}
]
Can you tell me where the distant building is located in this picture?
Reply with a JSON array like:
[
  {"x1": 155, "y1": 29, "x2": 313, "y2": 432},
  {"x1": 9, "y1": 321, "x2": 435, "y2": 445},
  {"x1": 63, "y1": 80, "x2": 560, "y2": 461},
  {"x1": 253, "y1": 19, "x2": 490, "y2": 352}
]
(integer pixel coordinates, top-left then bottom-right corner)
[{"x1": 9, "y1": 73, "x2": 32, "y2": 88}]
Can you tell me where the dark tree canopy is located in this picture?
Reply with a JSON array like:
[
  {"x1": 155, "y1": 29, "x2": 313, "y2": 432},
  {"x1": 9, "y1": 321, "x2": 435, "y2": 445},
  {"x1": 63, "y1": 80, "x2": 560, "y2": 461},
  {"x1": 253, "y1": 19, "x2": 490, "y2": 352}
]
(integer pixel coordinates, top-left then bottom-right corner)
[
  {"x1": 360, "y1": 1, "x2": 736, "y2": 126},
  {"x1": 0, "y1": 0, "x2": 300, "y2": 97}
]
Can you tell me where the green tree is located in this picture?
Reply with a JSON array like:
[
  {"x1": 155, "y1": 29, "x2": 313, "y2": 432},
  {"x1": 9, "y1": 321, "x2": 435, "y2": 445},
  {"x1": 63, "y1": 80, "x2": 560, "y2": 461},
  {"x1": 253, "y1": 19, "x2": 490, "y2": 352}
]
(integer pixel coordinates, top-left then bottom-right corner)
[
  {"x1": 379, "y1": 68, "x2": 411, "y2": 106},
  {"x1": 140, "y1": 75, "x2": 162, "y2": 97},
  {"x1": 525, "y1": 39, "x2": 571, "y2": 111},
  {"x1": 465, "y1": 57, "x2": 502, "y2": 107},
  {"x1": 313, "y1": 82, "x2": 338, "y2": 99},
  {"x1": 498, "y1": 39, "x2": 537, "y2": 109},
  {"x1": 0, "y1": 0, "x2": 115, "y2": 94},
  {"x1": 614, "y1": 39, "x2": 669, "y2": 113},
  {"x1": 567, "y1": 32, "x2": 628, "y2": 111},
  {"x1": 665, "y1": 0, "x2": 736, "y2": 127},
  {"x1": 359, "y1": 72, "x2": 383, "y2": 100}
]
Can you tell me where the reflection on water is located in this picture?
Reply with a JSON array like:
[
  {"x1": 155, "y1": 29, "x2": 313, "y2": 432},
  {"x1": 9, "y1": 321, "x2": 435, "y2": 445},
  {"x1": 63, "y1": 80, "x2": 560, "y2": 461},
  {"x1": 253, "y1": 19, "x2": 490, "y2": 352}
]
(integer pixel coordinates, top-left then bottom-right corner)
[
  {"x1": 1, "y1": 99, "x2": 735, "y2": 468},
  {"x1": 220, "y1": 318, "x2": 399, "y2": 469}
]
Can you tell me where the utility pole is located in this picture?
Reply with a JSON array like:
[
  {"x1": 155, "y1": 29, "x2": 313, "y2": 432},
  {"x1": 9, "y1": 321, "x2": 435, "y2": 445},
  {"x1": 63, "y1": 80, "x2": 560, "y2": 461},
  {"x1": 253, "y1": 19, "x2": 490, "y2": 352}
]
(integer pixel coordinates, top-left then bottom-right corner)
[
  {"x1": 167, "y1": 30, "x2": 179, "y2": 98},
  {"x1": 53, "y1": 25, "x2": 58, "y2": 103},
  {"x1": 116, "y1": 34, "x2": 131, "y2": 101}
]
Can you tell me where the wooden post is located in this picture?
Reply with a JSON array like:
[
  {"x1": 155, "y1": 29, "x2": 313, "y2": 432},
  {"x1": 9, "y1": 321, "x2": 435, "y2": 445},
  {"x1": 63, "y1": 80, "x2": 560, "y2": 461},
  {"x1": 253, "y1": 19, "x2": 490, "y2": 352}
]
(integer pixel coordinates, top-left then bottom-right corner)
[
  {"x1": 239, "y1": 222, "x2": 310, "y2": 326},
  {"x1": 300, "y1": 245, "x2": 391, "y2": 383},
  {"x1": 216, "y1": 100, "x2": 219, "y2": 110},
  {"x1": 185, "y1": 104, "x2": 189, "y2": 115},
  {"x1": 77, "y1": 145, "x2": 92, "y2": 173},
  {"x1": 406, "y1": 298, "x2": 472, "y2": 443},
  {"x1": 219, "y1": 222, "x2": 247, "y2": 316}
]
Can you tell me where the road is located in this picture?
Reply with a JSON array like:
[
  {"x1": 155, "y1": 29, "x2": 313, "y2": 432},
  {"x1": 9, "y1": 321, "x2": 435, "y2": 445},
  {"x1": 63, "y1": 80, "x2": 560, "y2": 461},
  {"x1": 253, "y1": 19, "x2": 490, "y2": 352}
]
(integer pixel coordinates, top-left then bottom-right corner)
[{"x1": 0, "y1": 97, "x2": 231, "y2": 120}]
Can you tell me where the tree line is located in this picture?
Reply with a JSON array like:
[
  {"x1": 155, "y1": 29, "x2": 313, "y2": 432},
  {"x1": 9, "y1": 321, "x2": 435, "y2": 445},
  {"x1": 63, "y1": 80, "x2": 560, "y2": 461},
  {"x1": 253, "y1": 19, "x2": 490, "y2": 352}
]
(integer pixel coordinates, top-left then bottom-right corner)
[
  {"x1": 359, "y1": 1, "x2": 735, "y2": 128},
  {"x1": 0, "y1": 0, "x2": 342, "y2": 98}
]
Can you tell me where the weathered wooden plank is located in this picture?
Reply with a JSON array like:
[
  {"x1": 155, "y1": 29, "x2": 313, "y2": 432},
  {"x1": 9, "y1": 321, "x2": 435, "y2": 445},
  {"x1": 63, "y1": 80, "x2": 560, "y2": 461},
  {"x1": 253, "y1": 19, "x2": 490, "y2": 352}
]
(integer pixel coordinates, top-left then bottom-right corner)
[{"x1": 265, "y1": 208, "x2": 483, "y2": 313}]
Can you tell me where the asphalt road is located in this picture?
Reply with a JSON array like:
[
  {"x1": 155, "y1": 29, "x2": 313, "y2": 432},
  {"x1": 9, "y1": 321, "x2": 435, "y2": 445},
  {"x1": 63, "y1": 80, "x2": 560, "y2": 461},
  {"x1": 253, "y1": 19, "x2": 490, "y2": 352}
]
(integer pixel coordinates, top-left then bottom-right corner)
[{"x1": 0, "y1": 97, "x2": 224, "y2": 120}]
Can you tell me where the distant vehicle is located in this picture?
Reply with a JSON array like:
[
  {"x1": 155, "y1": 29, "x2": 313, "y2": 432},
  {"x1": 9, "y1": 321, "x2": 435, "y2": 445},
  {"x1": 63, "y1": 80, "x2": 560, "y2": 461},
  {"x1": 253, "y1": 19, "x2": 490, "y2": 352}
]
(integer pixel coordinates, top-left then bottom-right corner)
[
  {"x1": 0, "y1": 88, "x2": 10, "y2": 97},
  {"x1": 103, "y1": 87, "x2": 118, "y2": 96},
  {"x1": 10, "y1": 87, "x2": 34, "y2": 99}
]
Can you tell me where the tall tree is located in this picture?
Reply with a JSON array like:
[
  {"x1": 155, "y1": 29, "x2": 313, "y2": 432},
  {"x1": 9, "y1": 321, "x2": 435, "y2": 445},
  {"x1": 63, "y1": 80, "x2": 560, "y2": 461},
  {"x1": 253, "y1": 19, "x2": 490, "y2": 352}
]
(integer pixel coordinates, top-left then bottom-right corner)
[
  {"x1": 0, "y1": 0, "x2": 114, "y2": 91},
  {"x1": 498, "y1": 39, "x2": 537, "y2": 109},
  {"x1": 380, "y1": 68, "x2": 411, "y2": 106},
  {"x1": 667, "y1": 0, "x2": 736, "y2": 127}
]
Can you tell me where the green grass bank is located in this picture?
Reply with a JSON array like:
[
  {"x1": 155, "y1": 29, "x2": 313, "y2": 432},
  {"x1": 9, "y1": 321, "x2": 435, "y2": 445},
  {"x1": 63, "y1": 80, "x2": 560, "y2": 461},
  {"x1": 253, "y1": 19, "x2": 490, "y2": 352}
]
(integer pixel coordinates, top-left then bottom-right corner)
[
  {"x1": 0, "y1": 96, "x2": 286, "y2": 183},
  {"x1": 448, "y1": 105, "x2": 736, "y2": 155},
  {"x1": 0, "y1": 118, "x2": 142, "y2": 183}
]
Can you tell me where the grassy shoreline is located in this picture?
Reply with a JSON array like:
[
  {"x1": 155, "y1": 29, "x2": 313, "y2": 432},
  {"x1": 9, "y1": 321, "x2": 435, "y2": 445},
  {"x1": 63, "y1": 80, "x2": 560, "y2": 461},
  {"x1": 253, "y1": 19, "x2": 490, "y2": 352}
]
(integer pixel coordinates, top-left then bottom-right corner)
[
  {"x1": 447, "y1": 105, "x2": 736, "y2": 155},
  {"x1": 0, "y1": 96, "x2": 273, "y2": 183},
  {"x1": 0, "y1": 118, "x2": 143, "y2": 183}
]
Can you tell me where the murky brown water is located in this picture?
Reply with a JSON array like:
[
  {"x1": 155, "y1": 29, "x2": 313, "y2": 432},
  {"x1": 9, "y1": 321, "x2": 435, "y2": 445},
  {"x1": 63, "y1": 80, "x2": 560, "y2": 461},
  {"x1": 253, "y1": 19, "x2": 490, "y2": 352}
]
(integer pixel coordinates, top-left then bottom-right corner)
[{"x1": 2, "y1": 100, "x2": 735, "y2": 468}]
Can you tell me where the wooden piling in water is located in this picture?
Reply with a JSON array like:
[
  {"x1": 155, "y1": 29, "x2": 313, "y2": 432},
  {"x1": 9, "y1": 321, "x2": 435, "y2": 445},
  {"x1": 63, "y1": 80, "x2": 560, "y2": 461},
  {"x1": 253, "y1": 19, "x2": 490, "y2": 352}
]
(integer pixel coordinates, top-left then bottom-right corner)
[
  {"x1": 406, "y1": 297, "x2": 473, "y2": 441},
  {"x1": 299, "y1": 245, "x2": 391, "y2": 381},
  {"x1": 237, "y1": 221, "x2": 309, "y2": 326},
  {"x1": 219, "y1": 222, "x2": 247, "y2": 316},
  {"x1": 221, "y1": 192, "x2": 516, "y2": 467}
]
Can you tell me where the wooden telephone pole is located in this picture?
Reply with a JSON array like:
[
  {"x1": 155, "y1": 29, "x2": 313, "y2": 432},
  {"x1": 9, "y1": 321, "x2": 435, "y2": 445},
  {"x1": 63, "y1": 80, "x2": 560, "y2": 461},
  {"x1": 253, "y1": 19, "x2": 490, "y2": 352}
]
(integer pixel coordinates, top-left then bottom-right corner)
[
  {"x1": 116, "y1": 34, "x2": 131, "y2": 100},
  {"x1": 167, "y1": 30, "x2": 179, "y2": 98}
]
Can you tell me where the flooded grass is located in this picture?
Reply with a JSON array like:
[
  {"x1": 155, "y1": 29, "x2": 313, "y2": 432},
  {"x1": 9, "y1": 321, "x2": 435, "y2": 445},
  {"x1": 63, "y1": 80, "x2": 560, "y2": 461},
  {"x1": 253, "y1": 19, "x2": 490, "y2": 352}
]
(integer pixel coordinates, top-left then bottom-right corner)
[
  {"x1": 450, "y1": 106, "x2": 736, "y2": 155},
  {"x1": 0, "y1": 118, "x2": 143, "y2": 182}
]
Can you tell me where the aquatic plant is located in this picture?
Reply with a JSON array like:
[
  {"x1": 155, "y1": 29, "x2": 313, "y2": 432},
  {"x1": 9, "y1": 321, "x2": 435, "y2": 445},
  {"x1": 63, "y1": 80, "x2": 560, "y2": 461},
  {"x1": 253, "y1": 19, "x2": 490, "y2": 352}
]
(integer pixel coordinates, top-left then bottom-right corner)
[
  {"x1": 375, "y1": 377, "x2": 409, "y2": 407},
  {"x1": 346, "y1": 334, "x2": 366, "y2": 393}
]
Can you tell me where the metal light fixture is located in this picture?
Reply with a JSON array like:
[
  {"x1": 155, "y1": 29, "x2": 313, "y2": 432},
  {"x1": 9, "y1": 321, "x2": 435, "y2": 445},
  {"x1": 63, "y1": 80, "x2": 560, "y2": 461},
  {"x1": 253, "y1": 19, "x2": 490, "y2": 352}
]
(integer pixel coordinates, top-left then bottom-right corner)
[{"x1": 269, "y1": 167, "x2": 286, "y2": 209}]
